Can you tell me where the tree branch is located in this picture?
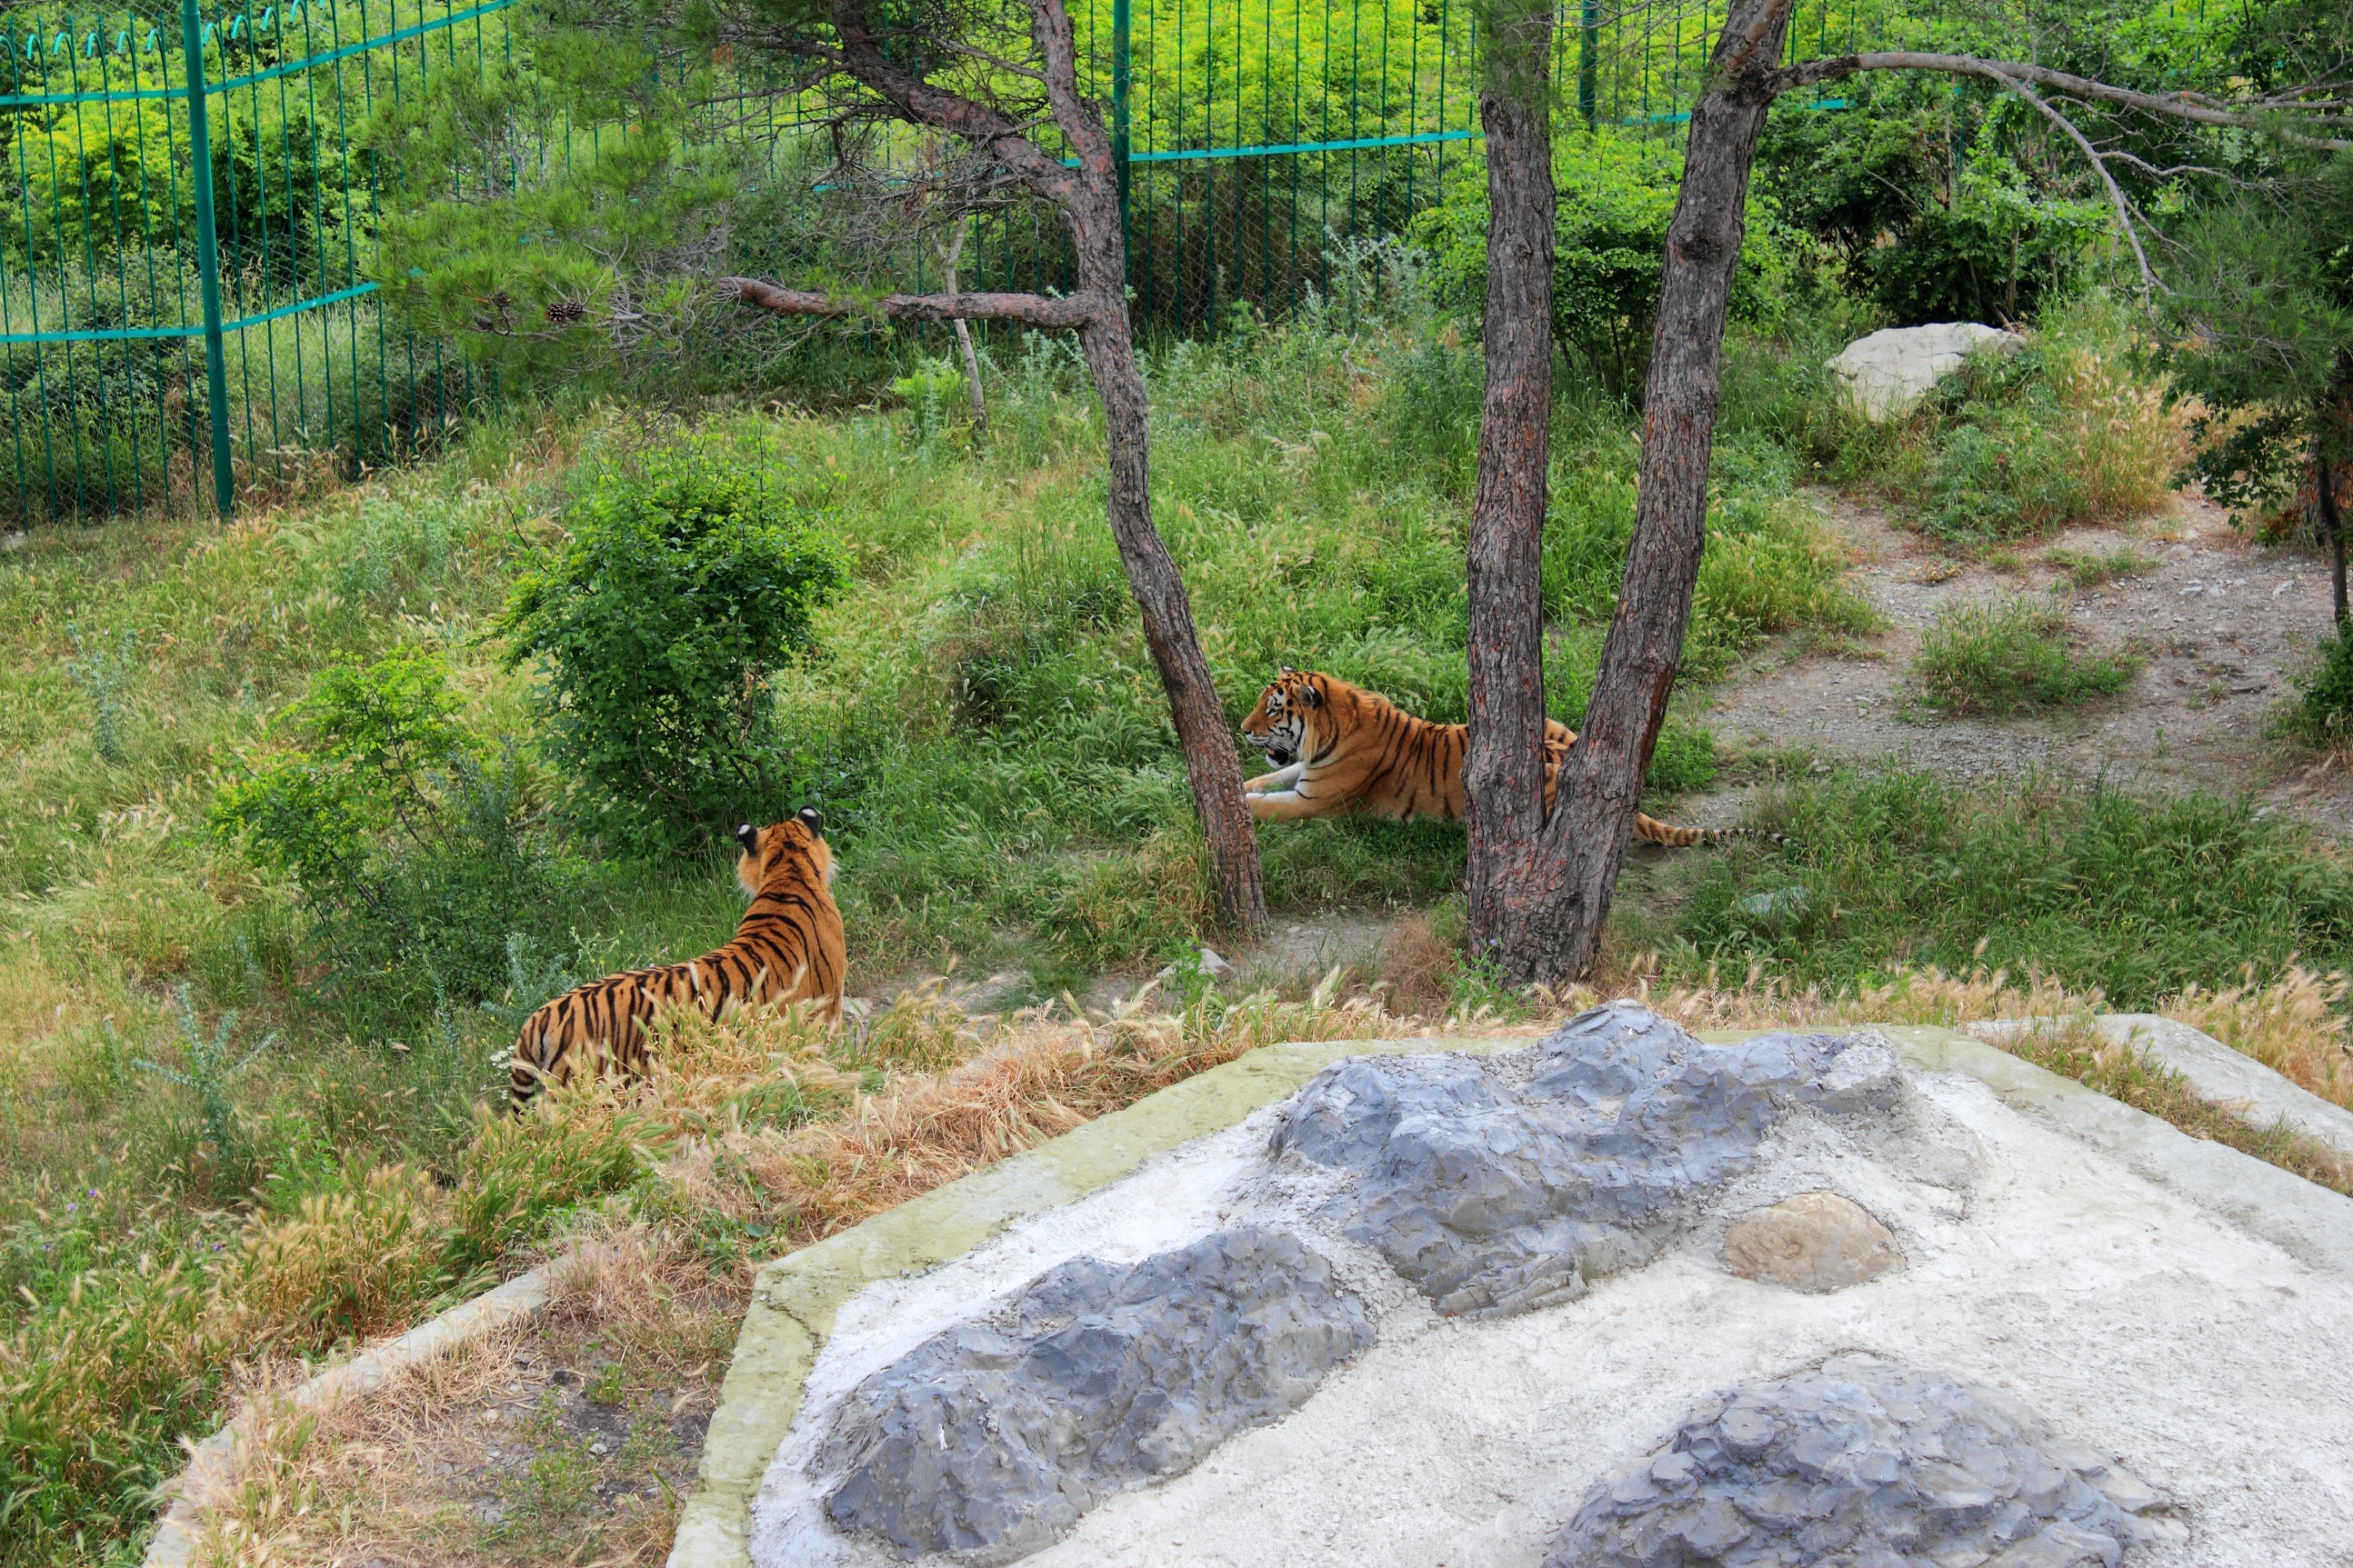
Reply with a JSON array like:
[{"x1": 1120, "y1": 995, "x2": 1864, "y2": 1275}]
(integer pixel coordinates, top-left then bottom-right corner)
[
  {"x1": 1025, "y1": 0, "x2": 1114, "y2": 185},
  {"x1": 1768, "y1": 52, "x2": 2353, "y2": 150},
  {"x1": 824, "y1": 0, "x2": 1083, "y2": 207},
  {"x1": 1980, "y1": 67, "x2": 2163, "y2": 296},
  {"x1": 717, "y1": 276, "x2": 1095, "y2": 327}
]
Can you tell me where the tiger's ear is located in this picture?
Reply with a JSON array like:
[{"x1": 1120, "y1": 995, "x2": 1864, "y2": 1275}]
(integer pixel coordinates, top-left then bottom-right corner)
[
  {"x1": 796, "y1": 805, "x2": 825, "y2": 839},
  {"x1": 1278, "y1": 664, "x2": 1296, "y2": 675},
  {"x1": 1300, "y1": 681, "x2": 1323, "y2": 706},
  {"x1": 735, "y1": 823, "x2": 760, "y2": 854}
]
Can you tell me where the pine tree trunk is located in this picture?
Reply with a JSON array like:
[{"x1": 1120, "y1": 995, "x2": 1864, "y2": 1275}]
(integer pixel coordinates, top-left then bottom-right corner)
[
  {"x1": 1066, "y1": 189, "x2": 1269, "y2": 937},
  {"x1": 2318, "y1": 361, "x2": 2352, "y2": 633},
  {"x1": 1477, "y1": 0, "x2": 1795, "y2": 987},
  {"x1": 1463, "y1": 0, "x2": 1557, "y2": 972}
]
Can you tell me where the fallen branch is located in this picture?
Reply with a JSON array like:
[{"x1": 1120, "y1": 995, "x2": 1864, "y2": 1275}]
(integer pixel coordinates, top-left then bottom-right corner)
[{"x1": 716, "y1": 275, "x2": 1096, "y2": 328}]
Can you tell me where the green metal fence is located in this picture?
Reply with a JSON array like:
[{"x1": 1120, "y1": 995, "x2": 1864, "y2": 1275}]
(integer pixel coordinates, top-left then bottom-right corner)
[
  {"x1": 0, "y1": 0, "x2": 513, "y2": 524},
  {"x1": 0, "y1": 0, "x2": 2216, "y2": 524}
]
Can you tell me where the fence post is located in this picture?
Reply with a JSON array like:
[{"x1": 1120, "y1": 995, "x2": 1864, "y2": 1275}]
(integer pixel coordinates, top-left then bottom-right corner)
[
  {"x1": 181, "y1": 0, "x2": 235, "y2": 519},
  {"x1": 1577, "y1": 0, "x2": 1598, "y2": 128},
  {"x1": 1111, "y1": 0, "x2": 1132, "y2": 265}
]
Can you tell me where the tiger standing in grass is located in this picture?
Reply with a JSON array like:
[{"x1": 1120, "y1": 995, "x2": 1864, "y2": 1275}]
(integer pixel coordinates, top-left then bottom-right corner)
[
  {"x1": 508, "y1": 808, "x2": 847, "y2": 1108},
  {"x1": 1238, "y1": 667, "x2": 1783, "y2": 846}
]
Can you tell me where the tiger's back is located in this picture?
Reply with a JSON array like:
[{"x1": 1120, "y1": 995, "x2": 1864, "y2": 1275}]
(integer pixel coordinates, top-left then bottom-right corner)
[
  {"x1": 509, "y1": 809, "x2": 846, "y2": 1107},
  {"x1": 1240, "y1": 668, "x2": 1781, "y2": 847}
]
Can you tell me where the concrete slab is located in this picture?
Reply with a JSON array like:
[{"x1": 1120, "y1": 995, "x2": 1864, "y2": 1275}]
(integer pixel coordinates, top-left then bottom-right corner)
[
  {"x1": 672, "y1": 1024, "x2": 2353, "y2": 1568},
  {"x1": 1967, "y1": 1013, "x2": 2353, "y2": 1161}
]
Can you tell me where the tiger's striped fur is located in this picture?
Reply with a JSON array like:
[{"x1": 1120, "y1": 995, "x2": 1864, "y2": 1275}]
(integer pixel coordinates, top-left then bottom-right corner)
[
  {"x1": 1239, "y1": 668, "x2": 1785, "y2": 847},
  {"x1": 507, "y1": 808, "x2": 846, "y2": 1108}
]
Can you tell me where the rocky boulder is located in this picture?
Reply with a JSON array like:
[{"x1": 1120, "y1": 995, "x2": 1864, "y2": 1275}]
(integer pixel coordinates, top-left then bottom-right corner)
[
  {"x1": 1549, "y1": 1356, "x2": 2177, "y2": 1567},
  {"x1": 1267, "y1": 1002, "x2": 1906, "y2": 1316},
  {"x1": 1827, "y1": 322, "x2": 2025, "y2": 421},
  {"x1": 816, "y1": 1225, "x2": 1371, "y2": 1563}
]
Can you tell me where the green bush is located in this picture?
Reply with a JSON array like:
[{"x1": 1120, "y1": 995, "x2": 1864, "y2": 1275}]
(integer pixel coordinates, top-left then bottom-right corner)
[
  {"x1": 2283, "y1": 633, "x2": 2353, "y2": 750},
  {"x1": 1907, "y1": 598, "x2": 2139, "y2": 714},
  {"x1": 497, "y1": 436, "x2": 847, "y2": 852},
  {"x1": 210, "y1": 644, "x2": 575, "y2": 1022},
  {"x1": 1413, "y1": 130, "x2": 1794, "y2": 405},
  {"x1": 1757, "y1": 78, "x2": 2099, "y2": 328}
]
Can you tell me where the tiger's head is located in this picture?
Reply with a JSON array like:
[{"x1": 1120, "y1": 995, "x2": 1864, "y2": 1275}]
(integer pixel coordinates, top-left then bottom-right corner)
[
  {"x1": 734, "y1": 807, "x2": 835, "y2": 897},
  {"x1": 1241, "y1": 666, "x2": 1327, "y2": 767}
]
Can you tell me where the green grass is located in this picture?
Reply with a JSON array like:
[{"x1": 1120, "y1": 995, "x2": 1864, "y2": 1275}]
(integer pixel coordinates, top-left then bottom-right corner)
[
  {"x1": 0, "y1": 300, "x2": 1881, "y2": 1565},
  {"x1": 1657, "y1": 768, "x2": 2353, "y2": 1010},
  {"x1": 1907, "y1": 598, "x2": 2140, "y2": 714},
  {"x1": 2043, "y1": 544, "x2": 2158, "y2": 592}
]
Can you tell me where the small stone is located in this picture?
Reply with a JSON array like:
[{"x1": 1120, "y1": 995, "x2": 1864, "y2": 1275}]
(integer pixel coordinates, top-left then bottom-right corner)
[
  {"x1": 589, "y1": 1441, "x2": 609, "y2": 1455},
  {"x1": 1723, "y1": 1191, "x2": 1905, "y2": 1293},
  {"x1": 2089, "y1": 1466, "x2": 2159, "y2": 1513}
]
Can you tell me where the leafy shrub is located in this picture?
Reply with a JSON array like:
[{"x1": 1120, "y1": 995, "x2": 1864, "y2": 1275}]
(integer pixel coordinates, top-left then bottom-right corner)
[
  {"x1": 1412, "y1": 130, "x2": 1791, "y2": 405},
  {"x1": 211, "y1": 644, "x2": 574, "y2": 1020},
  {"x1": 498, "y1": 436, "x2": 846, "y2": 852},
  {"x1": 1757, "y1": 78, "x2": 2098, "y2": 327},
  {"x1": 892, "y1": 354, "x2": 973, "y2": 448},
  {"x1": 2283, "y1": 634, "x2": 2353, "y2": 751},
  {"x1": 1907, "y1": 598, "x2": 2139, "y2": 714}
]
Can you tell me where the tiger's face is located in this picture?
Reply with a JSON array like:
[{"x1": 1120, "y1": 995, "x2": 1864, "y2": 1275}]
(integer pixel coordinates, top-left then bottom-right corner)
[
  {"x1": 1241, "y1": 667, "x2": 1323, "y2": 766},
  {"x1": 734, "y1": 807, "x2": 835, "y2": 896}
]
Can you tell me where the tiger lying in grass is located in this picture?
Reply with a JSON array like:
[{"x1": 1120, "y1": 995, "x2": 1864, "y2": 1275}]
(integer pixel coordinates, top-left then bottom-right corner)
[
  {"x1": 1239, "y1": 667, "x2": 1784, "y2": 846},
  {"x1": 508, "y1": 808, "x2": 847, "y2": 1108}
]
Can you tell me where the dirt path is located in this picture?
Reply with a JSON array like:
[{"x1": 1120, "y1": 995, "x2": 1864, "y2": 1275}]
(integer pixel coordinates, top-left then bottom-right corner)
[{"x1": 1685, "y1": 489, "x2": 2353, "y2": 835}]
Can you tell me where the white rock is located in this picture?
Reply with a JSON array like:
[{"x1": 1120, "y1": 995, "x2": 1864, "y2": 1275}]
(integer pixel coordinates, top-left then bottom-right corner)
[{"x1": 1826, "y1": 322, "x2": 2025, "y2": 422}]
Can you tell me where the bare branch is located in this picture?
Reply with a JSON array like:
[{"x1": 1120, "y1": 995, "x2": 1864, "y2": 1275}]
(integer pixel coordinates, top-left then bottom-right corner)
[
  {"x1": 825, "y1": 0, "x2": 1083, "y2": 208},
  {"x1": 2104, "y1": 149, "x2": 2257, "y2": 185},
  {"x1": 1768, "y1": 52, "x2": 2353, "y2": 150},
  {"x1": 717, "y1": 275, "x2": 1095, "y2": 327}
]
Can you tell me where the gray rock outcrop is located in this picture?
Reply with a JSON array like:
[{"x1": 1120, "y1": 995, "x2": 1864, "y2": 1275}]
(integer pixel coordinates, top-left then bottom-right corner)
[
  {"x1": 1268, "y1": 1003, "x2": 1905, "y2": 1315},
  {"x1": 1548, "y1": 1356, "x2": 2173, "y2": 1568},
  {"x1": 1722, "y1": 1191, "x2": 1906, "y2": 1293},
  {"x1": 1827, "y1": 322, "x2": 2025, "y2": 421},
  {"x1": 816, "y1": 1225, "x2": 1371, "y2": 1562}
]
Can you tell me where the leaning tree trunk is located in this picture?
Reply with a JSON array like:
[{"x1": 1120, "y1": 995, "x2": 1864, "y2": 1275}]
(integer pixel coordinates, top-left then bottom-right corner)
[
  {"x1": 1463, "y1": 0, "x2": 1558, "y2": 968},
  {"x1": 1479, "y1": 0, "x2": 1796, "y2": 988},
  {"x1": 1064, "y1": 180, "x2": 1270, "y2": 936},
  {"x1": 2317, "y1": 357, "x2": 2353, "y2": 633}
]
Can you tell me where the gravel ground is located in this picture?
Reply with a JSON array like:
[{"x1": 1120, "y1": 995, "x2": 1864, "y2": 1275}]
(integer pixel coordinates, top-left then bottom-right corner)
[{"x1": 1688, "y1": 489, "x2": 2353, "y2": 834}]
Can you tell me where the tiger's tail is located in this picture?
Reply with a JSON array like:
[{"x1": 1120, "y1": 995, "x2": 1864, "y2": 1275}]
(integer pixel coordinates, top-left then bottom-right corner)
[{"x1": 1632, "y1": 814, "x2": 1790, "y2": 849}]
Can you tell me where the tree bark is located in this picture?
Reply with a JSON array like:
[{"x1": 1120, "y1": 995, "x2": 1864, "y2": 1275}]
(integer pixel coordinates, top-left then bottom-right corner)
[
  {"x1": 736, "y1": 0, "x2": 1267, "y2": 937},
  {"x1": 937, "y1": 225, "x2": 988, "y2": 432},
  {"x1": 2318, "y1": 421, "x2": 2350, "y2": 633},
  {"x1": 1463, "y1": 0, "x2": 1557, "y2": 970},
  {"x1": 1480, "y1": 0, "x2": 1795, "y2": 988}
]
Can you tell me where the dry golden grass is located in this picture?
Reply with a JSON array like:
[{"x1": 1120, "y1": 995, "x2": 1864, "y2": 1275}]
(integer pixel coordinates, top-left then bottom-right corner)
[
  {"x1": 2046, "y1": 341, "x2": 2190, "y2": 526},
  {"x1": 2163, "y1": 964, "x2": 2353, "y2": 1110}
]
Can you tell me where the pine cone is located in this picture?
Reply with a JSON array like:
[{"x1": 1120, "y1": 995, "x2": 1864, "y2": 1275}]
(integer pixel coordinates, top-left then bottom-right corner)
[{"x1": 545, "y1": 298, "x2": 587, "y2": 326}]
